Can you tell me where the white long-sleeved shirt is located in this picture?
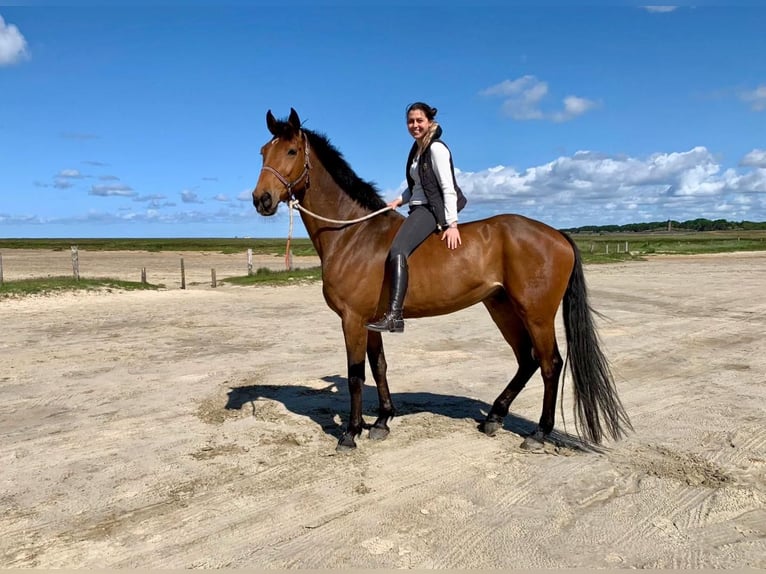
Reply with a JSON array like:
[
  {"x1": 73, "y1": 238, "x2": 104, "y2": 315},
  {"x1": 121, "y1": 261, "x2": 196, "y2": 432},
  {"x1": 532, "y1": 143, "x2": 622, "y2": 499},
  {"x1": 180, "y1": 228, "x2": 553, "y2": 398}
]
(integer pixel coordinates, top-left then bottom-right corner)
[{"x1": 399, "y1": 141, "x2": 459, "y2": 225}]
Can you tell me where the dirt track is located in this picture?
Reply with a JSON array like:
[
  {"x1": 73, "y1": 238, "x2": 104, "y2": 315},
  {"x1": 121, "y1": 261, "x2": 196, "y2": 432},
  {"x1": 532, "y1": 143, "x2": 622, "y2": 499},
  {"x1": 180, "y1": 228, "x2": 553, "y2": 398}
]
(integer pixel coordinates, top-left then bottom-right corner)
[{"x1": 1, "y1": 250, "x2": 764, "y2": 568}]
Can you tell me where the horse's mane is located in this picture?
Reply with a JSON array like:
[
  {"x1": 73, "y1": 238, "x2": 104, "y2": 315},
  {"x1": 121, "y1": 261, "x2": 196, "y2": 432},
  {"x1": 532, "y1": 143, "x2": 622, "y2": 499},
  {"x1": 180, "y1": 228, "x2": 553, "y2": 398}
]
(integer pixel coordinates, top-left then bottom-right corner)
[{"x1": 271, "y1": 119, "x2": 388, "y2": 211}]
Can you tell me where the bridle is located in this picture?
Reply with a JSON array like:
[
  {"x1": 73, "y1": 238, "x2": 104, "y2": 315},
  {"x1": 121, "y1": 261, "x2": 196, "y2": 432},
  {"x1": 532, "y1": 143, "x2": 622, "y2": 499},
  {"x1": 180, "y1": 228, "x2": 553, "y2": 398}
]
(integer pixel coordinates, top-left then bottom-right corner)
[
  {"x1": 258, "y1": 130, "x2": 393, "y2": 228},
  {"x1": 259, "y1": 131, "x2": 311, "y2": 198}
]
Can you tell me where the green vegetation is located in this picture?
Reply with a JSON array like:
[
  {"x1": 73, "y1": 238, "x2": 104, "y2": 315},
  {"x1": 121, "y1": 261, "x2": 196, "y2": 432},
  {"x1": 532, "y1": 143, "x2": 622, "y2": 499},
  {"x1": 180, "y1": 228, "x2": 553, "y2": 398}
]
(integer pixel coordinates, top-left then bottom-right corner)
[
  {"x1": 562, "y1": 217, "x2": 766, "y2": 233},
  {"x1": 2, "y1": 222, "x2": 765, "y2": 265},
  {"x1": 222, "y1": 266, "x2": 321, "y2": 286},
  {"x1": 570, "y1": 229, "x2": 766, "y2": 263},
  {"x1": 2, "y1": 224, "x2": 765, "y2": 296},
  {"x1": 0, "y1": 276, "x2": 160, "y2": 299}
]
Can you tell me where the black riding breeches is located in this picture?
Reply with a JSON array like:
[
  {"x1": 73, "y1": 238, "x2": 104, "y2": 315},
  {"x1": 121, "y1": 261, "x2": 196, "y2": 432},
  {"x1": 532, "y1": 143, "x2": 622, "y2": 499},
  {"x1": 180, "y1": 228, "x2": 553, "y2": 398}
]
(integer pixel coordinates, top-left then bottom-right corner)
[{"x1": 388, "y1": 205, "x2": 438, "y2": 262}]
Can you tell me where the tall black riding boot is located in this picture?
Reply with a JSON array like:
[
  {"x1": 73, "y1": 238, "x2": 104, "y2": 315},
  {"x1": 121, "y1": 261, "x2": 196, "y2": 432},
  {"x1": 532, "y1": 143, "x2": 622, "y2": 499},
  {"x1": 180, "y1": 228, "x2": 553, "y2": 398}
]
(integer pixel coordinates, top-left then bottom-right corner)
[{"x1": 366, "y1": 254, "x2": 408, "y2": 333}]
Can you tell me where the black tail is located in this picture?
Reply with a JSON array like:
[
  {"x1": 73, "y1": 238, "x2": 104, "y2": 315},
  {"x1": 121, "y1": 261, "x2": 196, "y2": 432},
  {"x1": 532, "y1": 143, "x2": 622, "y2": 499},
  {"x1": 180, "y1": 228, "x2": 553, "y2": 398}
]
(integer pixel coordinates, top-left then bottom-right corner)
[{"x1": 561, "y1": 235, "x2": 633, "y2": 444}]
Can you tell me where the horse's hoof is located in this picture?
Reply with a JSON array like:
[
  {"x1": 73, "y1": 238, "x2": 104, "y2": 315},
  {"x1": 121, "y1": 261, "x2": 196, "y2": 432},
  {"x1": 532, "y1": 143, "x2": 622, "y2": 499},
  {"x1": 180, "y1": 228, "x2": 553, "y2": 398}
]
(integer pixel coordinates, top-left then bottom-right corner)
[
  {"x1": 482, "y1": 419, "x2": 502, "y2": 437},
  {"x1": 369, "y1": 426, "x2": 390, "y2": 441},
  {"x1": 520, "y1": 432, "x2": 545, "y2": 451},
  {"x1": 336, "y1": 433, "x2": 357, "y2": 452}
]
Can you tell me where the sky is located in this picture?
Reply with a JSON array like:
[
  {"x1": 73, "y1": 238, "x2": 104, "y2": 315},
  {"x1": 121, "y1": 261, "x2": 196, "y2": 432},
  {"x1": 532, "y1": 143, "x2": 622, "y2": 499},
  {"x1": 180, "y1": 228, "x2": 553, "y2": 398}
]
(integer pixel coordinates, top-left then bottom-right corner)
[{"x1": 1, "y1": 3, "x2": 765, "y2": 238}]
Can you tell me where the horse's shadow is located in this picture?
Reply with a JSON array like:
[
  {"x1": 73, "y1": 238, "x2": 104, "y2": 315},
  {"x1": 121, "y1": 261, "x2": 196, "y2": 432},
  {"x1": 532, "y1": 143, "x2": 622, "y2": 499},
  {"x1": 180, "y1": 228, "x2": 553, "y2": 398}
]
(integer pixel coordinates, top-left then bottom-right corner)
[{"x1": 225, "y1": 375, "x2": 595, "y2": 452}]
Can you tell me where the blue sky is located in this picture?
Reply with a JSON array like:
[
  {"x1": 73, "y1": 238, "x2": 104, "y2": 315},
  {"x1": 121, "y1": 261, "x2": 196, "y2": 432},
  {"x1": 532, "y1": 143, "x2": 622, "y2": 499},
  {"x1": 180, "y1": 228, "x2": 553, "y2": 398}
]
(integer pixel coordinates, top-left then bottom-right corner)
[{"x1": 1, "y1": 3, "x2": 765, "y2": 238}]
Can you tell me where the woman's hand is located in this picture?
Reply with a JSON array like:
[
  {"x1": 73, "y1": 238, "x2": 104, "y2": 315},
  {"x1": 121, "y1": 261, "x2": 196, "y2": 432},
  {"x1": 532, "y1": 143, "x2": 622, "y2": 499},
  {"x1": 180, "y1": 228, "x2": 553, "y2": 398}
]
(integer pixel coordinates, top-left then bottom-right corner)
[
  {"x1": 387, "y1": 198, "x2": 403, "y2": 210},
  {"x1": 441, "y1": 226, "x2": 462, "y2": 250}
]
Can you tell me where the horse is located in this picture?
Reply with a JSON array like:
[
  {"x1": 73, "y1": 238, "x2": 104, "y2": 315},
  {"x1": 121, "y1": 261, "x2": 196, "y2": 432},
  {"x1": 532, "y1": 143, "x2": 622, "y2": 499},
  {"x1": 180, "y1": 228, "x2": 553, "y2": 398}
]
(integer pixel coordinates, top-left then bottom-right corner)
[{"x1": 252, "y1": 108, "x2": 632, "y2": 452}]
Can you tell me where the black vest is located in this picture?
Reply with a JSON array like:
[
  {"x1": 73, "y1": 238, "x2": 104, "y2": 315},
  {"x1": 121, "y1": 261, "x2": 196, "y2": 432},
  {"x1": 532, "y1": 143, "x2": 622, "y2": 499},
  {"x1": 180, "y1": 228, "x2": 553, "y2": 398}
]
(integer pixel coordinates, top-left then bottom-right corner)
[{"x1": 405, "y1": 126, "x2": 467, "y2": 229}]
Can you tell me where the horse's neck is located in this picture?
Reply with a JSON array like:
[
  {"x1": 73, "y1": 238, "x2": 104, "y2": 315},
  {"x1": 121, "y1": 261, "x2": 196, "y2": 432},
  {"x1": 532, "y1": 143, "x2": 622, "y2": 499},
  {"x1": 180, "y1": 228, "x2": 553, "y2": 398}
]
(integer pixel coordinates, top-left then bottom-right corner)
[{"x1": 299, "y1": 168, "x2": 389, "y2": 261}]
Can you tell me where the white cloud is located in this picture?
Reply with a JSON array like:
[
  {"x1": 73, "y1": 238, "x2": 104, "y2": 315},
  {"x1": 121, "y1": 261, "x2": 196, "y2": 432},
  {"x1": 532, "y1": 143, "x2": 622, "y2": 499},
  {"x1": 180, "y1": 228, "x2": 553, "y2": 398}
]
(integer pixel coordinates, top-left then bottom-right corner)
[
  {"x1": 58, "y1": 169, "x2": 85, "y2": 179},
  {"x1": 48, "y1": 168, "x2": 88, "y2": 189},
  {"x1": 479, "y1": 76, "x2": 538, "y2": 98},
  {"x1": 552, "y1": 96, "x2": 601, "y2": 123},
  {"x1": 89, "y1": 184, "x2": 136, "y2": 197},
  {"x1": 642, "y1": 6, "x2": 678, "y2": 13},
  {"x1": 54, "y1": 179, "x2": 74, "y2": 190},
  {"x1": 741, "y1": 85, "x2": 766, "y2": 112},
  {"x1": 8, "y1": 147, "x2": 766, "y2": 233},
  {"x1": 134, "y1": 194, "x2": 167, "y2": 202},
  {"x1": 480, "y1": 76, "x2": 598, "y2": 122},
  {"x1": 0, "y1": 15, "x2": 28, "y2": 66},
  {"x1": 181, "y1": 189, "x2": 203, "y2": 204},
  {"x1": 740, "y1": 149, "x2": 766, "y2": 168},
  {"x1": 454, "y1": 146, "x2": 766, "y2": 227}
]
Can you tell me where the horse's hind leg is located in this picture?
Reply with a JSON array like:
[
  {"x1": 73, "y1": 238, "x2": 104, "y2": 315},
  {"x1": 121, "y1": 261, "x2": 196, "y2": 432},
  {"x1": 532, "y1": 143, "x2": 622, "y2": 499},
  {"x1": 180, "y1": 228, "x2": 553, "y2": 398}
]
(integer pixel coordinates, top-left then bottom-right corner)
[
  {"x1": 481, "y1": 293, "x2": 539, "y2": 437},
  {"x1": 522, "y1": 318, "x2": 564, "y2": 450},
  {"x1": 366, "y1": 329, "x2": 395, "y2": 440}
]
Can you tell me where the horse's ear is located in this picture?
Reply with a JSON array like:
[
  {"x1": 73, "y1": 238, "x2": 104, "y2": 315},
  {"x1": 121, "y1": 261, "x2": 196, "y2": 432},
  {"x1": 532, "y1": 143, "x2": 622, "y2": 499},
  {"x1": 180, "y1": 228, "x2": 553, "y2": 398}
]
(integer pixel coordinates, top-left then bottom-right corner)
[
  {"x1": 266, "y1": 110, "x2": 278, "y2": 136},
  {"x1": 288, "y1": 108, "x2": 301, "y2": 131}
]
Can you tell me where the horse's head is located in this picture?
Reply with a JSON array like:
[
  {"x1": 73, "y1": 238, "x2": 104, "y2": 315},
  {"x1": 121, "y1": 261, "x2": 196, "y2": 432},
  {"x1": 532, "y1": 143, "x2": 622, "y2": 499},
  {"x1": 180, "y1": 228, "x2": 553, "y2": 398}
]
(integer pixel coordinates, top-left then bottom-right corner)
[{"x1": 252, "y1": 108, "x2": 310, "y2": 216}]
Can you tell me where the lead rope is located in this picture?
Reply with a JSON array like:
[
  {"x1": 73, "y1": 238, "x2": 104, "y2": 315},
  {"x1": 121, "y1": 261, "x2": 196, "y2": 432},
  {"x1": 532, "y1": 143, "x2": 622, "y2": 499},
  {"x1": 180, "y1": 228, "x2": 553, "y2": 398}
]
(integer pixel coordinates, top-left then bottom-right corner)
[
  {"x1": 283, "y1": 199, "x2": 393, "y2": 269},
  {"x1": 289, "y1": 199, "x2": 393, "y2": 225},
  {"x1": 285, "y1": 198, "x2": 295, "y2": 269},
  {"x1": 277, "y1": 130, "x2": 393, "y2": 267}
]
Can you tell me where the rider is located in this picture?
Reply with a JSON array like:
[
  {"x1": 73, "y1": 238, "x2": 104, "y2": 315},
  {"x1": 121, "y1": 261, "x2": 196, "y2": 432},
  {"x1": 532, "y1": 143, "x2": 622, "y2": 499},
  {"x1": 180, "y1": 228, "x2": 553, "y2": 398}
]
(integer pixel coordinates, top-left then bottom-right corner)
[{"x1": 366, "y1": 102, "x2": 467, "y2": 333}]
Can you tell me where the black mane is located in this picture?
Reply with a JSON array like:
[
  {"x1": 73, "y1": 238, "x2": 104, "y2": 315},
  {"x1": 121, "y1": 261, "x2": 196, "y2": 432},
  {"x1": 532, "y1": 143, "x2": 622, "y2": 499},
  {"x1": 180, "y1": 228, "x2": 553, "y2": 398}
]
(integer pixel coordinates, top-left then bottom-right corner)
[{"x1": 272, "y1": 119, "x2": 388, "y2": 212}]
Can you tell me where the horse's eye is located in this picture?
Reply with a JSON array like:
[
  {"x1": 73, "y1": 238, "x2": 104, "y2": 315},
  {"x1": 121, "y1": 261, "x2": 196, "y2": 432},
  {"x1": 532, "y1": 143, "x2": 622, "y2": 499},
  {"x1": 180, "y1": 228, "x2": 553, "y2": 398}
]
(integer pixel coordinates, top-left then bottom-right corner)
[{"x1": 288, "y1": 149, "x2": 298, "y2": 156}]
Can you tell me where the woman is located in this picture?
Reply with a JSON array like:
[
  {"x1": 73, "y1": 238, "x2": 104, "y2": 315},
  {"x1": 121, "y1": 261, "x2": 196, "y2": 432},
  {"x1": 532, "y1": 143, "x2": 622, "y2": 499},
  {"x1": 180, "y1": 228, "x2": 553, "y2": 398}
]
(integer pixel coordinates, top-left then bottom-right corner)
[{"x1": 366, "y1": 102, "x2": 467, "y2": 333}]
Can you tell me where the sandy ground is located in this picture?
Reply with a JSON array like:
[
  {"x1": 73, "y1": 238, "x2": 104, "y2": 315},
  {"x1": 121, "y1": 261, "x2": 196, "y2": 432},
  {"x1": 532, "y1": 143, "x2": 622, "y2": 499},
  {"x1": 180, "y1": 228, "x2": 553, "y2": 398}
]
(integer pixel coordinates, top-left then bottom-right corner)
[{"x1": 1, "y1": 249, "x2": 764, "y2": 568}]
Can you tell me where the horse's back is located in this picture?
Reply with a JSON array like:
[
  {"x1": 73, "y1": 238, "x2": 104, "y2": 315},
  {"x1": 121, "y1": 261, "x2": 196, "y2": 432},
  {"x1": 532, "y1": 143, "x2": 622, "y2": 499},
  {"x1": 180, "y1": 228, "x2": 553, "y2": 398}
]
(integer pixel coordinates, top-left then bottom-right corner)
[
  {"x1": 412, "y1": 213, "x2": 574, "y2": 275},
  {"x1": 405, "y1": 213, "x2": 575, "y2": 317}
]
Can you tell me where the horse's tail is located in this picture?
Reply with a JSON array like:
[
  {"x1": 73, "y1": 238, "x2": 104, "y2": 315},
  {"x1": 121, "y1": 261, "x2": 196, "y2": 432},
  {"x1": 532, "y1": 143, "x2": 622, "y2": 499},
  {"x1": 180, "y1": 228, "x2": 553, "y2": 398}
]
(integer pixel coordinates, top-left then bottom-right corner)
[{"x1": 561, "y1": 234, "x2": 633, "y2": 444}]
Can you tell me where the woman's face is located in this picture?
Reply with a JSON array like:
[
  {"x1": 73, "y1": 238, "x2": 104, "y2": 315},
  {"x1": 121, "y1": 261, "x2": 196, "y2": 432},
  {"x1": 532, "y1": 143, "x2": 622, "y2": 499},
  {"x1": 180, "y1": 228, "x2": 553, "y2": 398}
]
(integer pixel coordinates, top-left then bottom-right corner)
[{"x1": 407, "y1": 109, "x2": 432, "y2": 142}]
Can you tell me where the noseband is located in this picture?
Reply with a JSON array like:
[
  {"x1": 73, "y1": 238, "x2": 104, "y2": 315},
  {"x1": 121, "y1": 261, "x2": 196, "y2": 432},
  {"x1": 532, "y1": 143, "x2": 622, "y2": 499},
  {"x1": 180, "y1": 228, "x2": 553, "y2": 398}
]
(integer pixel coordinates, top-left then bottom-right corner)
[{"x1": 260, "y1": 131, "x2": 311, "y2": 197}]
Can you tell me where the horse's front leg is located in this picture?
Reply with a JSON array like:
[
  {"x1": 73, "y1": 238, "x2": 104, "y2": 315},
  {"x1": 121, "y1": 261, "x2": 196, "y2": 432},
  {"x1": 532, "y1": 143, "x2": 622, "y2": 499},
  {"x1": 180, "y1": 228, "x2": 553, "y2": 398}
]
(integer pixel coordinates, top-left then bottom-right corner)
[
  {"x1": 366, "y1": 329, "x2": 395, "y2": 441},
  {"x1": 336, "y1": 315, "x2": 369, "y2": 452}
]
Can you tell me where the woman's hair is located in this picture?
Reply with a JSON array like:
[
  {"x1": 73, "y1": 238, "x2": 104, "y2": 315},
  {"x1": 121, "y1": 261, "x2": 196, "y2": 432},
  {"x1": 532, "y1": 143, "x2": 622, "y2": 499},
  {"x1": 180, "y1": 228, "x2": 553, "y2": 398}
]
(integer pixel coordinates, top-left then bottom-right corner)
[{"x1": 406, "y1": 102, "x2": 438, "y2": 120}]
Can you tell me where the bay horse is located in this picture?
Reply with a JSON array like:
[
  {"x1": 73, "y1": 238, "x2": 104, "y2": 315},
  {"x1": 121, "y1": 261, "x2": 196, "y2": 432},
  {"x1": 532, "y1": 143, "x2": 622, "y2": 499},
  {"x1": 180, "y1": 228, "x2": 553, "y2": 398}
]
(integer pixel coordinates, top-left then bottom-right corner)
[{"x1": 252, "y1": 108, "x2": 632, "y2": 452}]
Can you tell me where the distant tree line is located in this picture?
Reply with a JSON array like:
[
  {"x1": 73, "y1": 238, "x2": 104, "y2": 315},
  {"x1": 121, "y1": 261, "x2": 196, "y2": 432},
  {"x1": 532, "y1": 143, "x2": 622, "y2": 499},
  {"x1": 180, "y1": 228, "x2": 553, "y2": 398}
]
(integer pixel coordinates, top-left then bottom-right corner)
[{"x1": 562, "y1": 218, "x2": 766, "y2": 233}]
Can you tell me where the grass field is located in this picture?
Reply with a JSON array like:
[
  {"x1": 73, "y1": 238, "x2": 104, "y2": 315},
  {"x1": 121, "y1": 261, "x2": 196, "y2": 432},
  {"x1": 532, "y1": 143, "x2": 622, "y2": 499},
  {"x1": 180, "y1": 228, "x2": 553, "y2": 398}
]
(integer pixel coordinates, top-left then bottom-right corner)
[
  {"x1": 572, "y1": 229, "x2": 766, "y2": 262},
  {"x1": 0, "y1": 276, "x2": 159, "y2": 297},
  {"x1": 2, "y1": 230, "x2": 765, "y2": 261},
  {"x1": 2, "y1": 230, "x2": 765, "y2": 296}
]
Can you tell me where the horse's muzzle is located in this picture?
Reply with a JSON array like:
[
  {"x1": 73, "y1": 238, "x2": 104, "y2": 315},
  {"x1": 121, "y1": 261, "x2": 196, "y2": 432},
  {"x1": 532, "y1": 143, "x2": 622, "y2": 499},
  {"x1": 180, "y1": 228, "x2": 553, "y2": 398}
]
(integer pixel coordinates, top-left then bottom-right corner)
[{"x1": 253, "y1": 190, "x2": 277, "y2": 216}]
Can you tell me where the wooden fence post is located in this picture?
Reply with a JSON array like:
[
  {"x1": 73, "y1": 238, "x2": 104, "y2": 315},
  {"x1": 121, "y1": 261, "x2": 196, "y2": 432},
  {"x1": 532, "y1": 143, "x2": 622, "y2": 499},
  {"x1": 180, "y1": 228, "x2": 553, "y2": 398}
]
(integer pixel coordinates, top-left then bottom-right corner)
[
  {"x1": 247, "y1": 248, "x2": 253, "y2": 276},
  {"x1": 211, "y1": 268, "x2": 217, "y2": 288},
  {"x1": 180, "y1": 258, "x2": 186, "y2": 290},
  {"x1": 0, "y1": 252, "x2": 3, "y2": 285},
  {"x1": 141, "y1": 267, "x2": 147, "y2": 284},
  {"x1": 71, "y1": 246, "x2": 80, "y2": 280}
]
